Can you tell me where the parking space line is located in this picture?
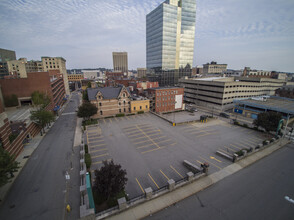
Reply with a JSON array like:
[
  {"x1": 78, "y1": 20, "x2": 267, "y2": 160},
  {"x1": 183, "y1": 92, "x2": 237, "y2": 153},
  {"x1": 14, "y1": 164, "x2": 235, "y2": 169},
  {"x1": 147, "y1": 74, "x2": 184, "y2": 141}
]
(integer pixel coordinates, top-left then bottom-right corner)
[
  {"x1": 133, "y1": 136, "x2": 167, "y2": 145},
  {"x1": 242, "y1": 140, "x2": 256, "y2": 145},
  {"x1": 244, "y1": 139, "x2": 257, "y2": 144},
  {"x1": 160, "y1": 170, "x2": 170, "y2": 181},
  {"x1": 156, "y1": 139, "x2": 172, "y2": 144},
  {"x1": 189, "y1": 129, "x2": 215, "y2": 134},
  {"x1": 219, "y1": 148, "x2": 231, "y2": 154},
  {"x1": 109, "y1": 118, "x2": 113, "y2": 123},
  {"x1": 198, "y1": 156, "x2": 222, "y2": 170},
  {"x1": 221, "y1": 146, "x2": 236, "y2": 153},
  {"x1": 196, "y1": 132, "x2": 218, "y2": 138},
  {"x1": 247, "y1": 130, "x2": 255, "y2": 134},
  {"x1": 137, "y1": 143, "x2": 155, "y2": 149},
  {"x1": 135, "y1": 178, "x2": 145, "y2": 193},
  {"x1": 92, "y1": 158, "x2": 112, "y2": 165},
  {"x1": 126, "y1": 127, "x2": 154, "y2": 134},
  {"x1": 229, "y1": 144, "x2": 242, "y2": 150},
  {"x1": 170, "y1": 165, "x2": 184, "y2": 178},
  {"x1": 234, "y1": 142, "x2": 250, "y2": 149},
  {"x1": 148, "y1": 173, "x2": 159, "y2": 189},
  {"x1": 89, "y1": 139, "x2": 104, "y2": 144},
  {"x1": 114, "y1": 117, "x2": 119, "y2": 122},
  {"x1": 92, "y1": 153, "x2": 109, "y2": 159},
  {"x1": 141, "y1": 147, "x2": 165, "y2": 154},
  {"x1": 248, "y1": 137, "x2": 263, "y2": 141},
  {"x1": 196, "y1": 160, "x2": 203, "y2": 165},
  {"x1": 103, "y1": 119, "x2": 106, "y2": 123},
  {"x1": 136, "y1": 125, "x2": 160, "y2": 148},
  {"x1": 128, "y1": 130, "x2": 160, "y2": 138},
  {"x1": 90, "y1": 143, "x2": 107, "y2": 147},
  {"x1": 91, "y1": 148, "x2": 108, "y2": 153}
]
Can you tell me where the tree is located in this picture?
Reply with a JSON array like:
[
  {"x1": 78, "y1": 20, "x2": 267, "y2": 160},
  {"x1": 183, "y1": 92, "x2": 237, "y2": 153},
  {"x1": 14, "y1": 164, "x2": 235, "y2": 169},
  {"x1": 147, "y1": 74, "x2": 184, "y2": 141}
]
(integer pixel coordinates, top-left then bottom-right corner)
[
  {"x1": 30, "y1": 109, "x2": 55, "y2": 134},
  {"x1": 82, "y1": 89, "x2": 89, "y2": 101},
  {"x1": 4, "y1": 94, "x2": 18, "y2": 107},
  {"x1": 93, "y1": 160, "x2": 127, "y2": 200},
  {"x1": 0, "y1": 147, "x2": 20, "y2": 187},
  {"x1": 31, "y1": 91, "x2": 50, "y2": 109},
  {"x1": 253, "y1": 112, "x2": 283, "y2": 133},
  {"x1": 77, "y1": 102, "x2": 97, "y2": 120}
]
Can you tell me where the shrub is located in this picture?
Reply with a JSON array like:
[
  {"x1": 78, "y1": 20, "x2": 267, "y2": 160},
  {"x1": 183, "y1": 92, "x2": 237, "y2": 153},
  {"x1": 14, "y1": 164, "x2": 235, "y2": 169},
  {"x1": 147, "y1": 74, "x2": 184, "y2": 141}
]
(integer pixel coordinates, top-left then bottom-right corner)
[
  {"x1": 84, "y1": 144, "x2": 88, "y2": 154},
  {"x1": 137, "y1": 111, "x2": 144, "y2": 114},
  {"x1": 9, "y1": 134, "x2": 18, "y2": 143},
  {"x1": 243, "y1": 123, "x2": 248, "y2": 128},
  {"x1": 235, "y1": 150, "x2": 244, "y2": 157},
  {"x1": 4, "y1": 94, "x2": 18, "y2": 107},
  {"x1": 115, "y1": 113, "x2": 125, "y2": 117},
  {"x1": 127, "y1": 113, "x2": 135, "y2": 116},
  {"x1": 262, "y1": 140, "x2": 267, "y2": 145},
  {"x1": 85, "y1": 153, "x2": 92, "y2": 169},
  {"x1": 234, "y1": 121, "x2": 239, "y2": 126}
]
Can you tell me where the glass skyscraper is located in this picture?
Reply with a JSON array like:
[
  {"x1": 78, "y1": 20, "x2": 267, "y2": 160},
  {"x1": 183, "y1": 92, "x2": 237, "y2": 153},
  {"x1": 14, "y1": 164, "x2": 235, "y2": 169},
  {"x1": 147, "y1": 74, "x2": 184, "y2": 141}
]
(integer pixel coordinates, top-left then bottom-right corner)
[{"x1": 146, "y1": 0, "x2": 196, "y2": 71}]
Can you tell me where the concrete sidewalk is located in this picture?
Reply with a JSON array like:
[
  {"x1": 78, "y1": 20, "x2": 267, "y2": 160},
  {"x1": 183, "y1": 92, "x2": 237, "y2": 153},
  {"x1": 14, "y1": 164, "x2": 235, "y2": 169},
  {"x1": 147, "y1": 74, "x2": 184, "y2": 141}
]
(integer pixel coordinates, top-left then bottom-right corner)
[{"x1": 105, "y1": 138, "x2": 290, "y2": 220}]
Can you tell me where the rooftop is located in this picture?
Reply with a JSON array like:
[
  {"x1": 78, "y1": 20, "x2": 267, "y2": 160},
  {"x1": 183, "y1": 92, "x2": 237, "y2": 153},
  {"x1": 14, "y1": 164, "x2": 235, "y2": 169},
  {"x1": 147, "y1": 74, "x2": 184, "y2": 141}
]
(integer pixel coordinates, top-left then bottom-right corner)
[
  {"x1": 148, "y1": 86, "x2": 182, "y2": 90},
  {"x1": 234, "y1": 96, "x2": 294, "y2": 115},
  {"x1": 6, "y1": 106, "x2": 38, "y2": 123}
]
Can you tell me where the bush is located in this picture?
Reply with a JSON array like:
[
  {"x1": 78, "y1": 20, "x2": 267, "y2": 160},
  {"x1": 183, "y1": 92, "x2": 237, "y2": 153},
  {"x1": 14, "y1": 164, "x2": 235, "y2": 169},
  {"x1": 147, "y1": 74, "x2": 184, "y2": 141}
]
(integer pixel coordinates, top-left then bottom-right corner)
[
  {"x1": 127, "y1": 113, "x2": 135, "y2": 116},
  {"x1": 234, "y1": 121, "x2": 239, "y2": 126},
  {"x1": 137, "y1": 111, "x2": 144, "y2": 114},
  {"x1": 115, "y1": 113, "x2": 125, "y2": 117},
  {"x1": 262, "y1": 140, "x2": 267, "y2": 145},
  {"x1": 82, "y1": 119, "x2": 98, "y2": 126},
  {"x1": 85, "y1": 153, "x2": 92, "y2": 169},
  {"x1": 243, "y1": 123, "x2": 248, "y2": 128},
  {"x1": 84, "y1": 144, "x2": 88, "y2": 154},
  {"x1": 9, "y1": 134, "x2": 18, "y2": 143},
  {"x1": 235, "y1": 150, "x2": 244, "y2": 157}
]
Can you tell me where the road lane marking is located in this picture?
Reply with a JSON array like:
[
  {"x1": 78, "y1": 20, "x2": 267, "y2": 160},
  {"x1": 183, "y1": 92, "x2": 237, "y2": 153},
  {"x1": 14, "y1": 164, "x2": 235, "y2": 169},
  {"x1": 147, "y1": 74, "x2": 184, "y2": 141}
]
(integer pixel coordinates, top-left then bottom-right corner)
[
  {"x1": 148, "y1": 173, "x2": 159, "y2": 189},
  {"x1": 223, "y1": 146, "x2": 237, "y2": 153},
  {"x1": 242, "y1": 140, "x2": 256, "y2": 146},
  {"x1": 91, "y1": 148, "x2": 108, "y2": 153},
  {"x1": 160, "y1": 170, "x2": 170, "y2": 181},
  {"x1": 250, "y1": 136, "x2": 263, "y2": 141},
  {"x1": 210, "y1": 156, "x2": 222, "y2": 163},
  {"x1": 137, "y1": 143, "x2": 155, "y2": 149},
  {"x1": 156, "y1": 139, "x2": 172, "y2": 144},
  {"x1": 235, "y1": 142, "x2": 250, "y2": 149},
  {"x1": 89, "y1": 139, "x2": 104, "y2": 144},
  {"x1": 92, "y1": 153, "x2": 109, "y2": 159},
  {"x1": 170, "y1": 165, "x2": 184, "y2": 178},
  {"x1": 134, "y1": 136, "x2": 167, "y2": 145},
  {"x1": 199, "y1": 156, "x2": 222, "y2": 170},
  {"x1": 196, "y1": 160, "x2": 203, "y2": 164},
  {"x1": 90, "y1": 143, "x2": 107, "y2": 147},
  {"x1": 92, "y1": 158, "x2": 112, "y2": 165},
  {"x1": 136, "y1": 178, "x2": 145, "y2": 193},
  {"x1": 136, "y1": 125, "x2": 160, "y2": 148},
  {"x1": 189, "y1": 129, "x2": 215, "y2": 134},
  {"x1": 244, "y1": 139, "x2": 257, "y2": 144}
]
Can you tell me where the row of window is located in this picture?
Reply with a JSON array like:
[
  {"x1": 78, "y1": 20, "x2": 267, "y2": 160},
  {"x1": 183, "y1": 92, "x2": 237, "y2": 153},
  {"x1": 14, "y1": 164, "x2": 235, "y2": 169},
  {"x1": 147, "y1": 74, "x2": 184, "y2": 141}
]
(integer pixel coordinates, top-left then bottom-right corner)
[
  {"x1": 46, "y1": 66, "x2": 59, "y2": 69},
  {"x1": 156, "y1": 90, "x2": 179, "y2": 96},
  {"x1": 157, "y1": 96, "x2": 175, "y2": 101}
]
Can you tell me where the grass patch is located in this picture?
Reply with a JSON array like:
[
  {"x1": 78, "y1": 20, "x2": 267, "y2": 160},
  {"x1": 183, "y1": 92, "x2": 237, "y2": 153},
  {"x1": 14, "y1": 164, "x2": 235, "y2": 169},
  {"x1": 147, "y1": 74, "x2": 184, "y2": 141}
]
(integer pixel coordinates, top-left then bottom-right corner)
[
  {"x1": 115, "y1": 113, "x2": 125, "y2": 117},
  {"x1": 82, "y1": 119, "x2": 98, "y2": 127},
  {"x1": 85, "y1": 153, "x2": 92, "y2": 169}
]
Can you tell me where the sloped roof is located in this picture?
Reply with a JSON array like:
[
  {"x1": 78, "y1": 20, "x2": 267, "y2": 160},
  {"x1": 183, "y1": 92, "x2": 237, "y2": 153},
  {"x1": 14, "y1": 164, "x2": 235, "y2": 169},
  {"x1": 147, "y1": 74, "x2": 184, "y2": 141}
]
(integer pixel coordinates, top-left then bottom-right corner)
[{"x1": 87, "y1": 87, "x2": 124, "y2": 100}]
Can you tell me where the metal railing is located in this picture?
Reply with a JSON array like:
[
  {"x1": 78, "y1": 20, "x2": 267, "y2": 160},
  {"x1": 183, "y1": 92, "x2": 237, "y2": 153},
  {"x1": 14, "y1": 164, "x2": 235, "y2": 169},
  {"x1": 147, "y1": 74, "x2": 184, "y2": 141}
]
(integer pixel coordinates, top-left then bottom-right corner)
[
  {"x1": 127, "y1": 194, "x2": 145, "y2": 205},
  {"x1": 96, "y1": 205, "x2": 119, "y2": 217}
]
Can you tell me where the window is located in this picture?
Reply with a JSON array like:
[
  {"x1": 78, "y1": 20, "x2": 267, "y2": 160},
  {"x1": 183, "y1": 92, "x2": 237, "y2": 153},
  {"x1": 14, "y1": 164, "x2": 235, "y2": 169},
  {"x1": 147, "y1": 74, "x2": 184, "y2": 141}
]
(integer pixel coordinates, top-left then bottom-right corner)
[
  {"x1": 146, "y1": 105, "x2": 148, "y2": 109},
  {"x1": 124, "y1": 108, "x2": 126, "y2": 112},
  {"x1": 119, "y1": 102, "x2": 121, "y2": 105},
  {"x1": 134, "y1": 107, "x2": 136, "y2": 110},
  {"x1": 99, "y1": 103, "x2": 102, "y2": 106},
  {"x1": 140, "y1": 106, "x2": 142, "y2": 110},
  {"x1": 123, "y1": 101, "x2": 126, "y2": 104},
  {"x1": 100, "y1": 111, "x2": 103, "y2": 115},
  {"x1": 123, "y1": 93, "x2": 125, "y2": 97},
  {"x1": 119, "y1": 109, "x2": 121, "y2": 113}
]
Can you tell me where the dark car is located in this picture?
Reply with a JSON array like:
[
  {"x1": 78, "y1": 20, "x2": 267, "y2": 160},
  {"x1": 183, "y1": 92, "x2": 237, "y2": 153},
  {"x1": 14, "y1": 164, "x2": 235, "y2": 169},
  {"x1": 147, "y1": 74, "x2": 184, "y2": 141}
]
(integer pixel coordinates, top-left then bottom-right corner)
[{"x1": 220, "y1": 112, "x2": 230, "y2": 118}]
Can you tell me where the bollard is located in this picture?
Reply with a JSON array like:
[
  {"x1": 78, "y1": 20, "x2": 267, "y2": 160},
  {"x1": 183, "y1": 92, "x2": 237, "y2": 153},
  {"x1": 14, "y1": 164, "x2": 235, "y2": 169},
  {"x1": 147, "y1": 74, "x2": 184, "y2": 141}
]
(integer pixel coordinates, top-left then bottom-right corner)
[
  {"x1": 187, "y1": 172, "x2": 194, "y2": 182},
  {"x1": 145, "y1": 187, "x2": 153, "y2": 199},
  {"x1": 168, "y1": 179, "x2": 175, "y2": 191},
  {"x1": 117, "y1": 197, "x2": 127, "y2": 210}
]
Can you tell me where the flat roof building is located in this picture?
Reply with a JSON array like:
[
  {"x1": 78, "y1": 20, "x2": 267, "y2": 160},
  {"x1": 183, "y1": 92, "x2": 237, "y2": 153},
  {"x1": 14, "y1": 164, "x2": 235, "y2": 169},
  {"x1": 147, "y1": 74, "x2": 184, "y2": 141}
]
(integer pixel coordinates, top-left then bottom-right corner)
[
  {"x1": 233, "y1": 96, "x2": 294, "y2": 120},
  {"x1": 112, "y1": 52, "x2": 128, "y2": 73},
  {"x1": 179, "y1": 77, "x2": 287, "y2": 110},
  {"x1": 203, "y1": 61, "x2": 227, "y2": 75},
  {"x1": 0, "y1": 48, "x2": 16, "y2": 78}
]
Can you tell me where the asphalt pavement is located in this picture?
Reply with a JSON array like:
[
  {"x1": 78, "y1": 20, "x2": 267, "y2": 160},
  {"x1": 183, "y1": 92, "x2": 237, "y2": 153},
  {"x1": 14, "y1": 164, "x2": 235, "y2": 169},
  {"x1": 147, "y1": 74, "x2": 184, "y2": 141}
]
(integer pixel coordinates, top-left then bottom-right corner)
[
  {"x1": 0, "y1": 92, "x2": 81, "y2": 220},
  {"x1": 145, "y1": 142, "x2": 294, "y2": 220}
]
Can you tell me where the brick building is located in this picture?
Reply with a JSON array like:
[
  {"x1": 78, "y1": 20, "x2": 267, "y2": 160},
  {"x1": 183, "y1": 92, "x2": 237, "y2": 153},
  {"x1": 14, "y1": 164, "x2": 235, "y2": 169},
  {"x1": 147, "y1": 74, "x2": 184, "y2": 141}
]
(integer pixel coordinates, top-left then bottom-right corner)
[
  {"x1": 0, "y1": 70, "x2": 65, "y2": 111},
  {"x1": 147, "y1": 87, "x2": 184, "y2": 113},
  {"x1": 68, "y1": 74, "x2": 83, "y2": 82}
]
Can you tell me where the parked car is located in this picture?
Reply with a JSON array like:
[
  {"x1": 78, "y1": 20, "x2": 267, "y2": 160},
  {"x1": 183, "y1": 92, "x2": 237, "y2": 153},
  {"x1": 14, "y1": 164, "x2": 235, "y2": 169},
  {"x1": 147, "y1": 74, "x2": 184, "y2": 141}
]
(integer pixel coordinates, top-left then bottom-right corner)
[{"x1": 220, "y1": 112, "x2": 230, "y2": 118}]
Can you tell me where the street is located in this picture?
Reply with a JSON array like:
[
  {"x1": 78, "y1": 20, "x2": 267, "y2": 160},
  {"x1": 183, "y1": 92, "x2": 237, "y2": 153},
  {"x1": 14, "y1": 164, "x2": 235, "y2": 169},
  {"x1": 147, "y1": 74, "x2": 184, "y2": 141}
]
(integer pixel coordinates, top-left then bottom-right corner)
[
  {"x1": 145, "y1": 142, "x2": 294, "y2": 220},
  {"x1": 0, "y1": 92, "x2": 80, "y2": 220}
]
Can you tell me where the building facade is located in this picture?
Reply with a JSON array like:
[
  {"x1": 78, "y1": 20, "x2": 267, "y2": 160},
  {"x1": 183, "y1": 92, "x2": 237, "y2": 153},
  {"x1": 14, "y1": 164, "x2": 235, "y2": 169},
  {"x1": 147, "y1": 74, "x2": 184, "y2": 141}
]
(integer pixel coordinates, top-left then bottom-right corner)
[
  {"x1": 0, "y1": 48, "x2": 16, "y2": 78},
  {"x1": 146, "y1": 0, "x2": 196, "y2": 70},
  {"x1": 87, "y1": 86, "x2": 131, "y2": 118},
  {"x1": 112, "y1": 52, "x2": 128, "y2": 73},
  {"x1": 130, "y1": 99, "x2": 150, "y2": 113},
  {"x1": 42, "y1": 57, "x2": 70, "y2": 95},
  {"x1": 68, "y1": 74, "x2": 84, "y2": 82},
  {"x1": 7, "y1": 58, "x2": 39, "y2": 78},
  {"x1": 147, "y1": 87, "x2": 184, "y2": 112},
  {"x1": 137, "y1": 68, "x2": 147, "y2": 78},
  {"x1": 179, "y1": 77, "x2": 286, "y2": 110},
  {"x1": 203, "y1": 61, "x2": 227, "y2": 75},
  {"x1": 242, "y1": 67, "x2": 273, "y2": 78}
]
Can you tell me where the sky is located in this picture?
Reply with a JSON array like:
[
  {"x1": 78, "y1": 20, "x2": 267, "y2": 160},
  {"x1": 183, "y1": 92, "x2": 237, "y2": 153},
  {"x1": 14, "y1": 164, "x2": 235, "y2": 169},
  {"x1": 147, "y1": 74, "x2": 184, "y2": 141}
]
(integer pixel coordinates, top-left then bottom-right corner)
[{"x1": 0, "y1": 0, "x2": 294, "y2": 72}]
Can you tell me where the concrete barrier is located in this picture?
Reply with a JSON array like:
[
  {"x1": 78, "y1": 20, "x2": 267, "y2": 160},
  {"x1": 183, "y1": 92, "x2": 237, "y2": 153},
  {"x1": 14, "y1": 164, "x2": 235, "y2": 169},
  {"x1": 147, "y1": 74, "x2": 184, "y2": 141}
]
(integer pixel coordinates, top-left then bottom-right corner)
[
  {"x1": 183, "y1": 160, "x2": 202, "y2": 173},
  {"x1": 216, "y1": 150, "x2": 233, "y2": 161}
]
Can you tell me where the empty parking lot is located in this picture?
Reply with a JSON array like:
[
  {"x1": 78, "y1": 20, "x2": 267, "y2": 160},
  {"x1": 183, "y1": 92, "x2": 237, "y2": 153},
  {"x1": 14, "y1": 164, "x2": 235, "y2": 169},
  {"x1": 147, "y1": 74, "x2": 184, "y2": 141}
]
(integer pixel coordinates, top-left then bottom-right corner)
[{"x1": 86, "y1": 113, "x2": 267, "y2": 199}]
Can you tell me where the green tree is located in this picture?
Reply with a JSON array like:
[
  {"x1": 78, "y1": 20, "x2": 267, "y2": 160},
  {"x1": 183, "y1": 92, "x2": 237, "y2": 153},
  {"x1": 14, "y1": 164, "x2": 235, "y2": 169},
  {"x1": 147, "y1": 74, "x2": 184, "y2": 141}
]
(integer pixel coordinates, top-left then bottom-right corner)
[
  {"x1": 31, "y1": 91, "x2": 50, "y2": 108},
  {"x1": 30, "y1": 109, "x2": 55, "y2": 134},
  {"x1": 77, "y1": 102, "x2": 97, "y2": 120},
  {"x1": 87, "y1": 81, "x2": 92, "y2": 88},
  {"x1": 82, "y1": 89, "x2": 89, "y2": 101},
  {"x1": 0, "y1": 148, "x2": 20, "y2": 187},
  {"x1": 253, "y1": 112, "x2": 283, "y2": 132},
  {"x1": 93, "y1": 160, "x2": 127, "y2": 200}
]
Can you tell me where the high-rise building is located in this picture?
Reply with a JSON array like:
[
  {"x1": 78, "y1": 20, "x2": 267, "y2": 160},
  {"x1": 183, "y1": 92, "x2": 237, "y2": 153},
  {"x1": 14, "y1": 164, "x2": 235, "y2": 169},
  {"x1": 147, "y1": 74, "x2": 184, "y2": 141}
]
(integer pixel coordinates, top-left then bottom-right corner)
[
  {"x1": 0, "y1": 48, "x2": 16, "y2": 78},
  {"x1": 112, "y1": 52, "x2": 128, "y2": 73},
  {"x1": 42, "y1": 56, "x2": 70, "y2": 95},
  {"x1": 146, "y1": 0, "x2": 197, "y2": 70},
  {"x1": 137, "y1": 68, "x2": 147, "y2": 78}
]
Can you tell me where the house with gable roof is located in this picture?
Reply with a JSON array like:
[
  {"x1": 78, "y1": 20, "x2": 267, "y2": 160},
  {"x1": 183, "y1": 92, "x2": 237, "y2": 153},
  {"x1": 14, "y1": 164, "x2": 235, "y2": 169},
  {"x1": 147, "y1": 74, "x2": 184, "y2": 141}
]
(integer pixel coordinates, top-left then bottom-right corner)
[{"x1": 87, "y1": 86, "x2": 132, "y2": 117}]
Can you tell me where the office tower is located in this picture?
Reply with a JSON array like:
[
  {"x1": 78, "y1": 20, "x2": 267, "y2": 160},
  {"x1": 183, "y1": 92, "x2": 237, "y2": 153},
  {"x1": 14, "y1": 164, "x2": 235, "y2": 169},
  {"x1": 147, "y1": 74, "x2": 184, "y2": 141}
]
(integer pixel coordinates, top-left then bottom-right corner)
[
  {"x1": 0, "y1": 48, "x2": 16, "y2": 78},
  {"x1": 137, "y1": 68, "x2": 147, "y2": 78},
  {"x1": 41, "y1": 56, "x2": 70, "y2": 95},
  {"x1": 146, "y1": 0, "x2": 196, "y2": 70},
  {"x1": 112, "y1": 52, "x2": 128, "y2": 73}
]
